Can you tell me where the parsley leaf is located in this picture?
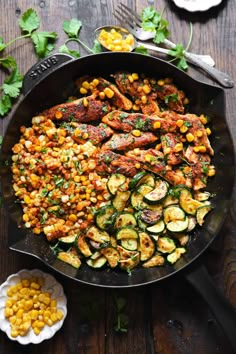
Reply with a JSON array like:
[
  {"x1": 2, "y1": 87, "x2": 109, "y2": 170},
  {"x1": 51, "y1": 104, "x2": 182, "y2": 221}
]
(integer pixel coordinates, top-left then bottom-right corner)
[
  {"x1": 0, "y1": 37, "x2": 6, "y2": 52},
  {"x1": 59, "y1": 43, "x2": 81, "y2": 58},
  {"x1": 141, "y1": 7, "x2": 170, "y2": 44},
  {"x1": 3, "y1": 68, "x2": 23, "y2": 98},
  {"x1": 18, "y1": 8, "x2": 40, "y2": 34},
  {"x1": 0, "y1": 95, "x2": 11, "y2": 116},
  {"x1": 0, "y1": 56, "x2": 17, "y2": 70},
  {"x1": 91, "y1": 39, "x2": 102, "y2": 54},
  {"x1": 63, "y1": 19, "x2": 82, "y2": 38},
  {"x1": 134, "y1": 45, "x2": 149, "y2": 55}
]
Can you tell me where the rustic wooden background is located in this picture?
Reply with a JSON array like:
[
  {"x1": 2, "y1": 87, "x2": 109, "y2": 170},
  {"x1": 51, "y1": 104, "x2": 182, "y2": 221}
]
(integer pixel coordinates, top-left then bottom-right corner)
[{"x1": 0, "y1": 0, "x2": 235, "y2": 353}]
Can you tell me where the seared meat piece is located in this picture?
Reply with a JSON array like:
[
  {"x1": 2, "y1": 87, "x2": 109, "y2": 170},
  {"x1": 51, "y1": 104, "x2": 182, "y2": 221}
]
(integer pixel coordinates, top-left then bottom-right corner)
[
  {"x1": 165, "y1": 169, "x2": 188, "y2": 186},
  {"x1": 43, "y1": 95, "x2": 111, "y2": 122},
  {"x1": 155, "y1": 83, "x2": 186, "y2": 114},
  {"x1": 141, "y1": 96, "x2": 161, "y2": 116},
  {"x1": 161, "y1": 133, "x2": 182, "y2": 165},
  {"x1": 101, "y1": 132, "x2": 158, "y2": 152},
  {"x1": 64, "y1": 122, "x2": 114, "y2": 145},
  {"x1": 96, "y1": 151, "x2": 139, "y2": 177},
  {"x1": 102, "y1": 111, "x2": 175, "y2": 133}
]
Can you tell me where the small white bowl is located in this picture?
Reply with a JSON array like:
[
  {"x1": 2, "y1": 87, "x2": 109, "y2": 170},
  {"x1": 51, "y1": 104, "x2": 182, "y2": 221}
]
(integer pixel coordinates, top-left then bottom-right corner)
[
  {"x1": 172, "y1": 0, "x2": 223, "y2": 12},
  {"x1": 0, "y1": 269, "x2": 67, "y2": 345}
]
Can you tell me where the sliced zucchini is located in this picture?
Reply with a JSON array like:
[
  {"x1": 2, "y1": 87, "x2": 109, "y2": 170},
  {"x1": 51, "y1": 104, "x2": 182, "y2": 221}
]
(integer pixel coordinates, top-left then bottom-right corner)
[
  {"x1": 114, "y1": 212, "x2": 137, "y2": 229},
  {"x1": 131, "y1": 191, "x2": 144, "y2": 210},
  {"x1": 110, "y1": 235, "x2": 117, "y2": 248},
  {"x1": 121, "y1": 238, "x2": 138, "y2": 251},
  {"x1": 117, "y1": 245, "x2": 140, "y2": 270},
  {"x1": 194, "y1": 191, "x2": 211, "y2": 202},
  {"x1": 162, "y1": 195, "x2": 179, "y2": 207},
  {"x1": 167, "y1": 247, "x2": 186, "y2": 264},
  {"x1": 100, "y1": 247, "x2": 120, "y2": 268},
  {"x1": 143, "y1": 179, "x2": 169, "y2": 204},
  {"x1": 116, "y1": 227, "x2": 138, "y2": 240},
  {"x1": 142, "y1": 253, "x2": 165, "y2": 268},
  {"x1": 86, "y1": 255, "x2": 107, "y2": 268},
  {"x1": 95, "y1": 205, "x2": 117, "y2": 230},
  {"x1": 166, "y1": 218, "x2": 189, "y2": 233},
  {"x1": 139, "y1": 232, "x2": 155, "y2": 261},
  {"x1": 157, "y1": 237, "x2": 176, "y2": 253},
  {"x1": 137, "y1": 184, "x2": 154, "y2": 197},
  {"x1": 112, "y1": 190, "x2": 130, "y2": 211},
  {"x1": 196, "y1": 205, "x2": 213, "y2": 226},
  {"x1": 57, "y1": 251, "x2": 81, "y2": 268},
  {"x1": 90, "y1": 251, "x2": 102, "y2": 260},
  {"x1": 59, "y1": 234, "x2": 77, "y2": 243},
  {"x1": 179, "y1": 188, "x2": 204, "y2": 215},
  {"x1": 86, "y1": 226, "x2": 110, "y2": 244},
  {"x1": 163, "y1": 205, "x2": 185, "y2": 224},
  {"x1": 146, "y1": 219, "x2": 165, "y2": 234},
  {"x1": 107, "y1": 174, "x2": 127, "y2": 195},
  {"x1": 140, "y1": 208, "x2": 162, "y2": 225},
  {"x1": 75, "y1": 234, "x2": 92, "y2": 257},
  {"x1": 136, "y1": 212, "x2": 148, "y2": 231},
  {"x1": 129, "y1": 171, "x2": 155, "y2": 189}
]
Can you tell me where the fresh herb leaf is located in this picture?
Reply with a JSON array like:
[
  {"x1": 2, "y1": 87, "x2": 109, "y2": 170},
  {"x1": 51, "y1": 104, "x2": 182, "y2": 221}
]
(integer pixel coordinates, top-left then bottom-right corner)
[
  {"x1": 141, "y1": 7, "x2": 170, "y2": 44},
  {"x1": 164, "y1": 93, "x2": 178, "y2": 104},
  {"x1": 113, "y1": 296, "x2": 129, "y2": 333},
  {"x1": 91, "y1": 39, "x2": 102, "y2": 54},
  {"x1": 18, "y1": 8, "x2": 40, "y2": 34},
  {"x1": 0, "y1": 37, "x2": 6, "y2": 52},
  {"x1": 2, "y1": 68, "x2": 23, "y2": 98},
  {"x1": 134, "y1": 45, "x2": 149, "y2": 55},
  {"x1": 0, "y1": 56, "x2": 17, "y2": 70},
  {"x1": 63, "y1": 19, "x2": 82, "y2": 38},
  {"x1": 59, "y1": 43, "x2": 81, "y2": 58},
  {"x1": 0, "y1": 95, "x2": 11, "y2": 116},
  {"x1": 31, "y1": 31, "x2": 57, "y2": 58}
]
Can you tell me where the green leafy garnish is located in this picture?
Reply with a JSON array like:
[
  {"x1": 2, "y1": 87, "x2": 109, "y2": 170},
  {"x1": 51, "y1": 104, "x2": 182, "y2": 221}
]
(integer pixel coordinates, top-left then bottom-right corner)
[
  {"x1": 63, "y1": 18, "x2": 82, "y2": 38},
  {"x1": 141, "y1": 7, "x2": 170, "y2": 44},
  {"x1": 18, "y1": 8, "x2": 40, "y2": 34},
  {"x1": 113, "y1": 296, "x2": 129, "y2": 333},
  {"x1": 134, "y1": 45, "x2": 149, "y2": 56},
  {"x1": 31, "y1": 31, "x2": 57, "y2": 58}
]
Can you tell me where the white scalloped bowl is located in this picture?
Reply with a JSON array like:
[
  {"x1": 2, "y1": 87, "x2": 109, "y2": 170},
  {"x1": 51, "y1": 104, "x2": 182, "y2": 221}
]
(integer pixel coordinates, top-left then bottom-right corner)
[
  {"x1": 0, "y1": 269, "x2": 67, "y2": 345},
  {"x1": 172, "y1": 0, "x2": 223, "y2": 12}
]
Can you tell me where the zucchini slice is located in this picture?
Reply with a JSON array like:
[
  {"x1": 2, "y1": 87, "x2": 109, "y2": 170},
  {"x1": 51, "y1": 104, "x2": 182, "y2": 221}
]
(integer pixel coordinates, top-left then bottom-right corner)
[
  {"x1": 166, "y1": 218, "x2": 189, "y2": 233},
  {"x1": 95, "y1": 205, "x2": 117, "y2": 230},
  {"x1": 139, "y1": 232, "x2": 155, "y2": 261},
  {"x1": 162, "y1": 195, "x2": 179, "y2": 207},
  {"x1": 112, "y1": 190, "x2": 130, "y2": 211},
  {"x1": 129, "y1": 171, "x2": 155, "y2": 189},
  {"x1": 100, "y1": 247, "x2": 120, "y2": 268},
  {"x1": 187, "y1": 216, "x2": 197, "y2": 232},
  {"x1": 107, "y1": 174, "x2": 127, "y2": 195},
  {"x1": 194, "y1": 191, "x2": 211, "y2": 202},
  {"x1": 86, "y1": 226, "x2": 110, "y2": 244},
  {"x1": 57, "y1": 251, "x2": 81, "y2": 268},
  {"x1": 157, "y1": 237, "x2": 176, "y2": 253},
  {"x1": 116, "y1": 227, "x2": 138, "y2": 240},
  {"x1": 117, "y1": 245, "x2": 140, "y2": 270},
  {"x1": 179, "y1": 188, "x2": 204, "y2": 215},
  {"x1": 140, "y1": 209, "x2": 162, "y2": 225},
  {"x1": 137, "y1": 184, "x2": 154, "y2": 197},
  {"x1": 75, "y1": 234, "x2": 92, "y2": 257},
  {"x1": 86, "y1": 255, "x2": 107, "y2": 268},
  {"x1": 114, "y1": 212, "x2": 137, "y2": 229},
  {"x1": 146, "y1": 219, "x2": 165, "y2": 234},
  {"x1": 167, "y1": 247, "x2": 186, "y2": 264},
  {"x1": 143, "y1": 179, "x2": 169, "y2": 204},
  {"x1": 59, "y1": 234, "x2": 77, "y2": 243},
  {"x1": 131, "y1": 191, "x2": 145, "y2": 210},
  {"x1": 196, "y1": 205, "x2": 213, "y2": 226},
  {"x1": 121, "y1": 238, "x2": 138, "y2": 251},
  {"x1": 163, "y1": 205, "x2": 185, "y2": 224},
  {"x1": 142, "y1": 254, "x2": 165, "y2": 268}
]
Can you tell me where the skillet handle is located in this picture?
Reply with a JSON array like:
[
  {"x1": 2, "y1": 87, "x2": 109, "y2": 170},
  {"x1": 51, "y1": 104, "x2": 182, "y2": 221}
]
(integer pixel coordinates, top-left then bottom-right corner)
[
  {"x1": 185, "y1": 264, "x2": 236, "y2": 351},
  {"x1": 22, "y1": 53, "x2": 75, "y2": 95}
]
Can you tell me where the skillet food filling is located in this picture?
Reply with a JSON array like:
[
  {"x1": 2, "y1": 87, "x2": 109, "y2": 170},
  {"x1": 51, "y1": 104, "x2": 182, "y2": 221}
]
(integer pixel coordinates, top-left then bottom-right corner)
[{"x1": 11, "y1": 72, "x2": 215, "y2": 272}]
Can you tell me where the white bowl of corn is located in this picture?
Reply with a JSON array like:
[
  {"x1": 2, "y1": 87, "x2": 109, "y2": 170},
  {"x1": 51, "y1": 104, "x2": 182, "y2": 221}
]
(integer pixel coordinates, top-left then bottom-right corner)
[{"x1": 0, "y1": 269, "x2": 67, "y2": 344}]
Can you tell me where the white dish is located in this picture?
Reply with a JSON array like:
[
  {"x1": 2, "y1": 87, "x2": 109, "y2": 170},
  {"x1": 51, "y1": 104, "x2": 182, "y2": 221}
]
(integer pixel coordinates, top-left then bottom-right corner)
[
  {"x1": 0, "y1": 269, "x2": 67, "y2": 345},
  {"x1": 172, "y1": 0, "x2": 223, "y2": 12}
]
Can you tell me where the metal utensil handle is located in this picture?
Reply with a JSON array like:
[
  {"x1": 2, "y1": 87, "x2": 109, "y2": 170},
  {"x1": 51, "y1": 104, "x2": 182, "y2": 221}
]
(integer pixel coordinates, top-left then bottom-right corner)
[
  {"x1": 186, "y1": 264, "x2": 236, "y2": 352},
  {"x1": 185, "y1": 54, "x2": 234, "y2": 88}
]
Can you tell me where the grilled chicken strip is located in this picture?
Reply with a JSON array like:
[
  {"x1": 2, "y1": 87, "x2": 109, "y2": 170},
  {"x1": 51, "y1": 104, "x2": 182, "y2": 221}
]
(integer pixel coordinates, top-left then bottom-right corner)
[
  {"x1": 96, "y1": 151, "x2": 139, "y2": 177},
  {"x1": 43, "y1": 95, "x2": 111, "y2": 122},
  {"x1": 155, "y1": 84, "x2": 186, "y2": 114},
  {"x1": 102, "y1": 111, "x2": 176, "y2": 133},
  {"x1": 63, "y1": 122, "x2": 114, "y2": 145},
  {"x1": 161, "y1": 133, "x2": 182, "y2": 165},
  {"x1": 101, "y1": 132, "x2": 158, "y2": 152}
]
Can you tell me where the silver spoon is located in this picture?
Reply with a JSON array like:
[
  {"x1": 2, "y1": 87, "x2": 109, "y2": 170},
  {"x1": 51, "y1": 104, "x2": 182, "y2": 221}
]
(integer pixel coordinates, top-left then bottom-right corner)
[{"x1": 95, "y1": 26, "x2": 234, "y2": 88}]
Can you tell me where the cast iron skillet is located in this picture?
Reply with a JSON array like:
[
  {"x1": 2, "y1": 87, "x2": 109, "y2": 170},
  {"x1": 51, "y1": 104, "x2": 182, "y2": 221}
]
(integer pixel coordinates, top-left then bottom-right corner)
[{"x1": 1, "y1": 53, "x2": 236, "y2": 348}]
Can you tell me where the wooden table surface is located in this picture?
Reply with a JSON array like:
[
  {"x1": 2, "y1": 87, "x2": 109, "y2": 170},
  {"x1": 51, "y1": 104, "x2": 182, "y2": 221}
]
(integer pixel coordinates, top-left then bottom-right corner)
[{"x1": 0, "y1": 1, "x2": 236, "y2": 353}]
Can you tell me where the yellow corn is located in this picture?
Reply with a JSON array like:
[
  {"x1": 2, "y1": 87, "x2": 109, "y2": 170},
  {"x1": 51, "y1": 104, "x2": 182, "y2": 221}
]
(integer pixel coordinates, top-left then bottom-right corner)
[
  {"x1": 205, "y1": 127, "x2": 211, "y2": 135},
  {"x1": 174, "y1": 143, "x2": 183, "y2": 152},
  {"x1": 132, "y1": 73, "x2": 139, "y2": 80},
  {"x1": 180, "y1": 125, "x2": 188, "y2": 133},
  {"x1": 198, "y1": 145, "x2": 207, "y2": 153},
  {"x1": 157, "y1": 79, "x2": 165, "y2": 86},
  {"x1": 55, "y1": 111, "x2": 63, "y2": 119},
  {"x1": 196, "y1": 130, "x2": 203, "y2": 137},
  {"x1": 142, "y1": 84, "x2": 151, "y2": 94},
  {"x1": 164, "y1": 147, "x2": 171, "y2": 154},
  {"x1": 193, "y1": 146, "x2": 200, "y2": 153},
  {"x1": 81, "y1": 81, "x2": 90, "y2": 89},
  {"x1": 131, "y1": 129, "x2": 141, "y2": 137},
  {"x1": 153, "y1": 121, "x2": 161, "y2": 129},
  {"x1": 104, "y1": 87, "x2": 114, "y2": 98},
  {"x1": 141, "y1": 95, "x2": 147, "y2": 104},
  {"x1": 199, "y1": 115, "x2": 208, "y2": 125},
  {"x1": 83, "y1": 98, "x2": 89, "y2": 107},
  {"x1": 80, "y1": 87, "x2": 87, "y2": 95},
  {"x1": 132, "y1": 104, "x2": 140, "y2": 111},
  {"x1": 186, "y1": 133, "x2": 195, "y2": 142},
  {"x1": 176, "y1": 119, "x2": 184, "y2": 127},
  {"x1": 135, "y1": 163, "x2": 141, "y2": 169}
]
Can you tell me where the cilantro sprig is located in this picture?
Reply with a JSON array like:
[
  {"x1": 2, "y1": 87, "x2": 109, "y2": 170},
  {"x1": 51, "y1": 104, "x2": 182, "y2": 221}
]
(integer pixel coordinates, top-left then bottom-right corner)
[
  {"x1": 141, "y1": 6, "x2": 193, "y2": 71},
  {"x1": 0, "y1": 8, "x2": 57, "y2": 117},
  {"x1": 59, "y1": 18, "x2": 102, "y2": 57},
  {"x1": 113, "y1": 296, "x2": 129, "y2": 333}
]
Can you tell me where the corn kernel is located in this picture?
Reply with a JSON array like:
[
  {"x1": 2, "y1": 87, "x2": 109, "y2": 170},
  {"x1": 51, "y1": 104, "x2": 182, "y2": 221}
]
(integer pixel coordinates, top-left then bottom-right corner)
[
  {"x1": 92, "y1": 78, "x2": 99, "y2": 86},
  {"x1": 141, "y1": 95, "x2": 147, "y2": 104},
  {"x1": 208, "y1": 167, "x2": 216, "y2": 177},
  {"x1": 104, "y1": 87, "x2": 114, "y2": 98},
  {"x1": 128, "y1": 75, "x2": 134, "y2": 83},
  {"x1": 176, "y1": 119, "x2": 184, "y2": 127},
  {"x1": 131, "y1": 73, "x2": 139, "y2": 80},
  {"x1": 153, "y1": 121, "x2": 161, "y2": 129},
  {"x1": 80, "y1": 87, "x2": 87, "y2": 95},
  {"x1": 199, "y1": 115, "x2": 208, "y2": 124},
  {"x1": 186, "y1": 133, "x2": 195, "y2": 142},
  {"x1": 198, "y1": 145, "x2": 207, "y2": 153},
  {"x1": 145, "y1": 154, "x2": 152, "y2": 162},
  {"x1": 196, "y1": 130, "x2": 203, "y2": 137},
  {"x1": 205, "y1": 127, "x2": 211, "y2": 135},
  {"x1": 132, "y1": 104, "x2": 140, "y2": 111},
  {"x1": 155, "y1": 143, "x2": 162, "y2": 151},
  {"x1": 180, "y1": 125, "x2": 188, "y2": 133},
  {"x1": 82, "y1": 81, "x2": 90, "y2": 89},
  {"x1": 68, "y1": 214, "x2": 77, "y2": 222},
  {"x1": 142, "y1": 84, "x2": 151, "y2": 94},
  {"x1": 135, "y1": 163, "x2": 141, "y2": 169},
  {"x1": 83, "y1": 98, "x2": 89, "y2": 107},
  {"x1": 131, "y1": 129, "x2": 141, "y2": 137},
  {"x1": 174, "y1": 143, "x2": 183, "y2": 152},
  {"x1": 33, "y1": 327, "x2": 41, "y2": 335},
  {"x1": 55, "y1": 111, "x2": 63, "y2": 119},
  {"x1": 157, "y1": 79, "x2": 165, "y2": 86},
  {"x1": 164, "y1": 147, "x2": 171, "y2": 154},
  {"x1": 193, "y1": 146, "x2": 200, "y2": 153}
]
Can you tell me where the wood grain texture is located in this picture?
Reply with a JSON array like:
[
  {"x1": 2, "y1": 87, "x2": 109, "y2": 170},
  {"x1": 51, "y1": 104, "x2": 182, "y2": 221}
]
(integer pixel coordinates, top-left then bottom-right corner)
[{"x1": 0, "y1": 1, "x2": 236, "y2": 353}]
